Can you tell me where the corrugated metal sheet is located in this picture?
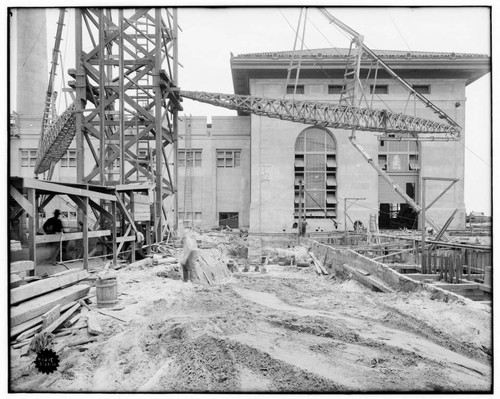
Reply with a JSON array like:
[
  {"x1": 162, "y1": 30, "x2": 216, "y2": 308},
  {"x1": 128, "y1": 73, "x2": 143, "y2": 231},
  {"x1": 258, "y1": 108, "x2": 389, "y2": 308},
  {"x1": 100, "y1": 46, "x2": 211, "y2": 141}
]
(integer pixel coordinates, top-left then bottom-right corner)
[{"x1": 378, "y1": 174, "x2": 418, "y2": 204}]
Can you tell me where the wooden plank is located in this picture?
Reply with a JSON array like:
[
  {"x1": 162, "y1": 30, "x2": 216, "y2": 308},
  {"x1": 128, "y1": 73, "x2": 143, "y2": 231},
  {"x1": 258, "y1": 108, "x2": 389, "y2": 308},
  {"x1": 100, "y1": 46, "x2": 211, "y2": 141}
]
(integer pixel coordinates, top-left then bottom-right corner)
[
  {"x1": 10, "y1": 274, "x2": 24, "y2": 289},
  {"x1": 9, "y1": 185, "x2": 35, "y2": 217},
  {"x1": 479, "y1": 284, "x2": 492, "y2": 293},
  {"x1": 10, "y1": 284, "x2": 90, "y2": 327},
  {"x1": 115, "y1": 182, "x2": 154, "y2": 191},
  {"x1": 10, "y1": 300, "x2": 78, "y2": 338},
  {"x1": 12, "y1": 339, "x2": 31, "y2": 349},
  {"x1": 35, "y1": 230, "x2": 110, "y2": 244},
  {"x1": 309, "y1": 252, "x2": 329, "y2": 275},
  {"x1": 88, "y1": 198, "x2": 113, "y2": 221},
  {"x1": 64, "y1": 314, "x2": 81, "y2": 328},
  {"x1": 97, "y1": 309, "x2": 129, "y2": 322},
  {"x1": 42, "y1": 305, "x2": 61, "y2": 329},
  {"x1": 15, "y1": 324, "x2": 43, "y2": 342},
  {"x1": 10, "y1": 261, "x2": 35, "y2": 274},
  {"x1": 87, "y1": 313, "x2": 103, "y2": 335},
  {"x1": 356, "y1": 268, "x2": 371, "y2": 276},
  {"x1": 114, "y1": 193, "x2": 139, "y2": 234},
  {"x1": 22, "y1": 177, "x2": 116, "y2": 201},
  {"x1": 341, "y1": 263, "x2": 394, "y2": 293},
  {"x1": 78, "y1": 299, "x2": 91, "y2": 311},
  {"x1": 11, "y1": 269, "x2": 89, "y2": 305},
  {"x1": 435, "y1": 283, "x2": 480, "y2": 291},
  {"x1": 41, "y1": 303, "x2": 81, "y2": 335}
]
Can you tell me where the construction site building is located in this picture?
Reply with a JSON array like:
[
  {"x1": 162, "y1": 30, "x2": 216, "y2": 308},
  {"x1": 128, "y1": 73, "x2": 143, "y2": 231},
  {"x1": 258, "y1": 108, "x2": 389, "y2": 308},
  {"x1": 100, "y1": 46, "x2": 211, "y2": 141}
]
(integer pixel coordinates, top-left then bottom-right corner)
[
  {"x1": 176, "y1": 48, "x2": 489, "y2": 233},
  {"x1": 10, "y1": 10, "x2": 490, "y2": 234}
]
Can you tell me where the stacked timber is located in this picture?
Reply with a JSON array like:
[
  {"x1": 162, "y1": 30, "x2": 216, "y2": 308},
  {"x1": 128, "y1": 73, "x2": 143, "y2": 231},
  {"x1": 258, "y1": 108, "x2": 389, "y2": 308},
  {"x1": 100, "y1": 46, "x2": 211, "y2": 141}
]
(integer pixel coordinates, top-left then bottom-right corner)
[{"x1": 10, "y1": 269, "x2": 91, "y2": 343}]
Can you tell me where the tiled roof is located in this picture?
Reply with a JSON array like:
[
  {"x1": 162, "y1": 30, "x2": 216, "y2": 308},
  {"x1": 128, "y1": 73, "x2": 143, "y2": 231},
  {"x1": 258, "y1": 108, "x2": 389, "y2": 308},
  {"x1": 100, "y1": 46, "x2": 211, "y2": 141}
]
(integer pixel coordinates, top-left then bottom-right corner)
[{"x1": 233, "y1": 47, "x2": 489, "y2": 60}]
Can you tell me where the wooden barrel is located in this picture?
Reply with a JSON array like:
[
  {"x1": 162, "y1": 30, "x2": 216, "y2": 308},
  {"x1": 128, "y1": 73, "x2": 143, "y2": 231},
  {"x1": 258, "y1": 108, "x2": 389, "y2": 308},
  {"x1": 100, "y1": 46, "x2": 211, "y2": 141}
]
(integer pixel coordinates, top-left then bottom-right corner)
[{"x1": 96, "y1": 277, "x2": 118, "y2": 308}]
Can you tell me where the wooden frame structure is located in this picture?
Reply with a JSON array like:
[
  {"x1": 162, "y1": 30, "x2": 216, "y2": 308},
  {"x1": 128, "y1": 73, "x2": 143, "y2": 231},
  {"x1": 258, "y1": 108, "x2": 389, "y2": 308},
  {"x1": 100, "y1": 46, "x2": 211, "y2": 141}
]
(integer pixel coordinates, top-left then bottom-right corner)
[{"x1": 9, "y1": 177, "x2": 134, "y2": 272}]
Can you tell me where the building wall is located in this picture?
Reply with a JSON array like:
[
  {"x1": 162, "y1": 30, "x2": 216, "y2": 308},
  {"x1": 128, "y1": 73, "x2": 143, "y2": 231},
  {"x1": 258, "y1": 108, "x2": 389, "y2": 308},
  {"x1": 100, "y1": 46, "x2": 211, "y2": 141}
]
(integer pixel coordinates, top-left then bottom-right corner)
[
  {"x1": 247, "y1": 77, "x2": 467, "y2": 233},
  {"x1": 249, "y1": 79, "x2": 379, "y2": 233},
  {"x1": 177, "y1": 116, "x2": 251, "y2": 229}
]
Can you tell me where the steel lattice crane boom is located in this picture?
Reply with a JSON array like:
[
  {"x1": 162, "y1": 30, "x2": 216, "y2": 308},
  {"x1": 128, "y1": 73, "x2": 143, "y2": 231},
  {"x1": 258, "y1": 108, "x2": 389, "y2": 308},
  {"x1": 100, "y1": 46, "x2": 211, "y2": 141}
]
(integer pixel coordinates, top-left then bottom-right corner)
[
  {"x1": 181, "y1": 89, "x2": 454, "y2": 239},
  {"x1": 181, "y1": 90, "x2": 460, "y2": 137}
]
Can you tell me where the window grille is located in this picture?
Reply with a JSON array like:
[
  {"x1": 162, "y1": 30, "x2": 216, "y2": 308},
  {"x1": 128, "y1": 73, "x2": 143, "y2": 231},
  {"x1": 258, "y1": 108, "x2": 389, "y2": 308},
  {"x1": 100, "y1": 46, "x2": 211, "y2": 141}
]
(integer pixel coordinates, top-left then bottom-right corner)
[
  {"x1": 60, "y1": 150, "x2": 77, "y2": 167},
  {"x1": 20, "y1": 149, "x2": 38, "y2": 167},
  {"x1": 328, "y1": 85, "x2": 343, "y2": 94},
  {"x1": 286, "y1": 85, "x2": 304, "y2": 95},
  {"x1": 412, "y1": 85, "x2": 430, "y2": 94},
  {"x1": 294, "y1": 128, "x2": 337, "y2": 219},
  {"x1": 178, "y1": 150, "x2": 202, "y2": 167},
  {"x1": 370, "y1": 84, "x2": 389, "y2": 94},
  {"x1": 216, "y1": 150, "x2": 241, "y2": 168}
]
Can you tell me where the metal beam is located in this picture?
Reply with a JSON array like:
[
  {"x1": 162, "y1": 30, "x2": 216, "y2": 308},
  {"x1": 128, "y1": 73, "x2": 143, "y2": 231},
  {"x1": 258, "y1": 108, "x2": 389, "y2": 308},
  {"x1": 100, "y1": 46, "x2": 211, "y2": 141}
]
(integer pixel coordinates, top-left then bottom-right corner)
[{"x1": 181, "y1": 91, "x2": 460, "y2": 135}]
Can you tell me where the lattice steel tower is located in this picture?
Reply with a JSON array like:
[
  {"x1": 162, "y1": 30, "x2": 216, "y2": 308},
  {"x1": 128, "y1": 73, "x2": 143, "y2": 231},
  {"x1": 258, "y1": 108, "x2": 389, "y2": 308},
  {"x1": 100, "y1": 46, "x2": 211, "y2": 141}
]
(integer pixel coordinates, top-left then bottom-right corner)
[{"x1": 71, "y1": 8, "x2": 181, "y2": 241}]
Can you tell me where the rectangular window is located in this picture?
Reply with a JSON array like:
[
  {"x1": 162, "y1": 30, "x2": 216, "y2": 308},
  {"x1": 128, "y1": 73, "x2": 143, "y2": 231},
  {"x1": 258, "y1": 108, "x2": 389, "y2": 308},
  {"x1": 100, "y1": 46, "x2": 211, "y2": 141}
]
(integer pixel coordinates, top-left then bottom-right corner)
[
  {"x1": 409, "y1": 154, "x2": 420, "y2": 170},
  {"x1": 328, "y1": 85, "x2": 343, "y2": 94},
  {"x1": 60, "y1": 150, "x2": 77, "y2": 167},
  {"x1": 217, "y1": 150, "x2": 241, "y2": 168},
  {"x1": 178, "y1": 150, "x2": 202, "y2": 167},
  {"x1": 20, "y1": 149, "x2": 38, "y2": 168},
  {"x1": 370, "y1": 85, "x2": 388, "y2": 95},
  {"x1": 286, "y1": 85, "x2": 304, "y2": 95},
  {"x1": 412, "y1": 85, "x2": 430, "y2": 94},
  {"x1": 378, "y1": 155, "x2": 388, "y2": 171},
  {"x1": 406, "y1": 183, "x2": 415, "y2": 200},
  {"x1": 219, "y1": 212, "x2": 239, "y2": 229}
]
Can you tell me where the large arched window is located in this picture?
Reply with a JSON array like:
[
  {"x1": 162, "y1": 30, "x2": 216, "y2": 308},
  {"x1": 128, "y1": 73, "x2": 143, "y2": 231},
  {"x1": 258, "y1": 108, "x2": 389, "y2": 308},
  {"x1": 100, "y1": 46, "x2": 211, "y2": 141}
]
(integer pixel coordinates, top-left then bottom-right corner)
[{"x1": 294, "y1": 128, "x2": 337, "y2": 219}]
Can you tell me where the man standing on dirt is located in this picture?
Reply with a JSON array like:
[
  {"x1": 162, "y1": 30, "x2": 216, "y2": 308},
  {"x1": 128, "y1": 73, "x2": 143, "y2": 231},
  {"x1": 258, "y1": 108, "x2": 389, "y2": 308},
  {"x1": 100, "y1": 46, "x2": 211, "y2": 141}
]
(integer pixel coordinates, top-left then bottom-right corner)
[{"x1": 179, "y1": 232, "x2": 198, "y2": 282}]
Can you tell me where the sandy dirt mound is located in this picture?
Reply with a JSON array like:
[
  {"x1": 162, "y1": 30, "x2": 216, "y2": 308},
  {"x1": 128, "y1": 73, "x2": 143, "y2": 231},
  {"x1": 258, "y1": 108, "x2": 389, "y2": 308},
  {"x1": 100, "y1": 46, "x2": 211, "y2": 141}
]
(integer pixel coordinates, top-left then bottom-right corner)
[{"x1": 10, "y1": 261, "x2": 491, "y2": 393}]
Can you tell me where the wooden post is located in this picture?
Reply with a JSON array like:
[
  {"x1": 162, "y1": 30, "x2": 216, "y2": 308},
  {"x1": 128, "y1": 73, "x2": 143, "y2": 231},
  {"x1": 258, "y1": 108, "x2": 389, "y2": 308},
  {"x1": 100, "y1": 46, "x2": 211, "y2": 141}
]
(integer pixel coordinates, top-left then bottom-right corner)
[
  {"x1": 111, "y1": 201, "x2": 117, "y2": 267},
  {"x1": 439, "y1": 256, "x2": 443, "y2": 281},
  {"x1": 27, "y1": 188, "x2": 37, "y2": 276},
  {"x1": 448, "y1": 256, "x2": 454, "y2": 283},
  {"x1": 443, "y1": 257, "x2": 448, "y2": 282},
  {"x1": 421, "y1": 179, "x2": 427, "y2": 274},
  {"x1": 82, "y1": 196, "x2": 89, "y2": 271},
  {"x1": 458, "y1": 253, "x2": 463, "y2": 281}
]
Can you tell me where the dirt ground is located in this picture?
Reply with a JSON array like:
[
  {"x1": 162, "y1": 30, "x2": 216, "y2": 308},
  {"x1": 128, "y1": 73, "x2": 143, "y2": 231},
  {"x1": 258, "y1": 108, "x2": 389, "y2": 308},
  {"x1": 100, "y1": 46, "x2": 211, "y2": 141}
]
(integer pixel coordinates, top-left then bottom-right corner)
[{"x1": 10, "y1": 253, "x2": 492, "y2": 393}]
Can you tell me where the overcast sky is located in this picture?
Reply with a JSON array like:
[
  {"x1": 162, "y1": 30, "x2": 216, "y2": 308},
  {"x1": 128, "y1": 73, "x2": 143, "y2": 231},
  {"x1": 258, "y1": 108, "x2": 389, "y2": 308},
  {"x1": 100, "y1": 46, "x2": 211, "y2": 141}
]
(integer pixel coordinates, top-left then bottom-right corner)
[{"x1": 40, "y1": 6, "x2": 492, "y2": 215}]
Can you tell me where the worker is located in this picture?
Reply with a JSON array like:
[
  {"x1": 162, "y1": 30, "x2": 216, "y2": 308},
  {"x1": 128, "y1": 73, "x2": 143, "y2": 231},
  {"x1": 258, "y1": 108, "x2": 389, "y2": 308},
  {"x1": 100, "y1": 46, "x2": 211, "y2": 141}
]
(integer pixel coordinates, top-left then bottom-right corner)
[
  {"x1": 43, "y1": 209, "x2": 63, "y2": 235},
  {"x1": 43, "y1": 209, "x2": 63, "y2": 264},
  {"x1": 179, "y1": 232, "x2": 198, "y2": 282}
]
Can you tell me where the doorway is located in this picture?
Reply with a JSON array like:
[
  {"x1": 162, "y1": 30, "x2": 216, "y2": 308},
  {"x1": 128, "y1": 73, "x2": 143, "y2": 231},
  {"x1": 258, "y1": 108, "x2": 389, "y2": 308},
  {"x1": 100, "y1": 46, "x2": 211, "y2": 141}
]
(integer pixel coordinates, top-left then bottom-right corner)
[{"x1": 219, "y1": 212, "x2": 239, "y2": 229}]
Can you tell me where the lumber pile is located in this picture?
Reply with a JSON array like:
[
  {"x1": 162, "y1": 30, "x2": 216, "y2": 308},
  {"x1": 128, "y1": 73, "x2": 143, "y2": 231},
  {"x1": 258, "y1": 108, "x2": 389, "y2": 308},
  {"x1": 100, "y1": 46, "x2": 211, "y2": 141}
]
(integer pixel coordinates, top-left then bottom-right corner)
[
  {"x1": 309, "y1": 252, "x2": 329, "y2": 275},
  {"x1": 10, "y1": 269, "x2": 91, "y2": 342}
]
